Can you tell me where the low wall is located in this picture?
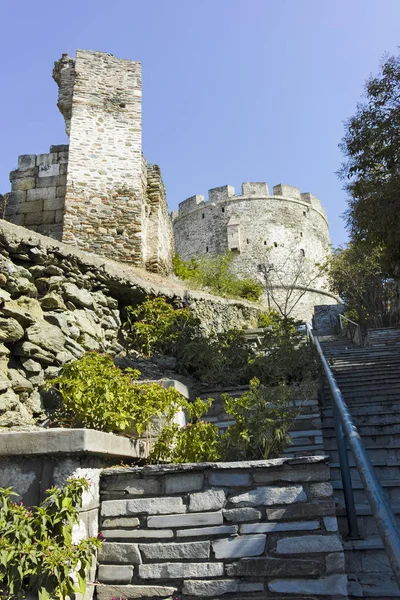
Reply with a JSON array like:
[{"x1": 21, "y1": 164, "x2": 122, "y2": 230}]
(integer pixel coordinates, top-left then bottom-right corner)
[
  {"x1": 97, "y1": 456, "x2": 348, "y2": 599},
  {"x1": 0, "y1": 220, "x2": 259, "y2": 429}
]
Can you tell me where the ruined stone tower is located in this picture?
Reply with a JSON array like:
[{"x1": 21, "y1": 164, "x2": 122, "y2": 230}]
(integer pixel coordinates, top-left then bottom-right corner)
[
  {"x1": 5, "y1": 50, "x2": 173, "y2": 274},
  {"x1": 172, "y1": 183, "x2": 337, "y2": 320}
]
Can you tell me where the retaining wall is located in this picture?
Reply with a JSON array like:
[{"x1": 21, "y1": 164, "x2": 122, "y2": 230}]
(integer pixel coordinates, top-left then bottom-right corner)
[{"x1": 97, "y1": 457, "x2": 348, "y2": 599}]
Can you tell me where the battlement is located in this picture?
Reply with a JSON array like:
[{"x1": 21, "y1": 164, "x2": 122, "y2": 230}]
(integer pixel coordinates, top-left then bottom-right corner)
[{"x1": 177, "y1": 182, "x2": 324, "y2": 217}]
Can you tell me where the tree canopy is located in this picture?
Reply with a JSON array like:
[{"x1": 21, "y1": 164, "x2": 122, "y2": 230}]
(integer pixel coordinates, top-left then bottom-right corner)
[{"x1": 339, "y1": 52, "x2": 400, "y2": 275}]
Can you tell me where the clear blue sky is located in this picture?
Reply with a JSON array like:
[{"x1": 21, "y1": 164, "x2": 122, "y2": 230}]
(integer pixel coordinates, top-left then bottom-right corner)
[{"x1": 1, "y1": 0, "x2": 399, "y2": 247}]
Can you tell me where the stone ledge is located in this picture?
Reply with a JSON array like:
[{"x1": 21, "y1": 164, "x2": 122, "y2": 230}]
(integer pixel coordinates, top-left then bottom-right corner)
[
  {"x1": 101, "y1": 455, "x2": 329, "y2": 476},
  {"x1": 0, "y1": 428, "x2": 145, "y2": 458}
]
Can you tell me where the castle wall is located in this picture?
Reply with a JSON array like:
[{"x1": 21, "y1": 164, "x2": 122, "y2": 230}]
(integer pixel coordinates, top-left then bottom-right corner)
[
  {"x1": 57, "y1": 50, "x2": 145, "y2": 263},
  {"x1": 173, "y1": 183, "x2": 337, "y2": 320},
  {"x1": 4, "y1": 145, "x2": 68, "y2": 239}
]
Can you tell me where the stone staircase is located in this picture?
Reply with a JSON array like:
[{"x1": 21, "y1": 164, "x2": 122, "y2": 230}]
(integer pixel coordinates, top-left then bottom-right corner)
[{"x1": 317, "y1": 330, "x2": 400, "y2": 599}]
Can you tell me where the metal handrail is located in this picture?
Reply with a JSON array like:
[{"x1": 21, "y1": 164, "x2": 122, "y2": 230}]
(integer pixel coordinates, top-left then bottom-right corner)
[
  {"x1": 306, "y1": 322, "x2": 400, "y2": 586},
  {"x1": 337, "y1": 314, "x2": 363, "y2": 346}
]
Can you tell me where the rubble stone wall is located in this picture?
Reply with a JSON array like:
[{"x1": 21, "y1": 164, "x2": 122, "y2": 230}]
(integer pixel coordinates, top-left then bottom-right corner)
[
  {"x1": 97, "y1": 457, "x2": 348, "y2": 599},
  {"x1": 4, "y1": 145, "x2": 68, "y2": 239},
  {"x1": 0, "y1": 220, "x2": 259, "y2": 429}
]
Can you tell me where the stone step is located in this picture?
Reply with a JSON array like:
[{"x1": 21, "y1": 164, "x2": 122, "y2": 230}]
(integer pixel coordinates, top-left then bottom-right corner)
[
  {"x1": 328, "y1": 448, "x2": 400, "y2": 465},
  {"x1": 323, "y1": 413, "x2": 400, "y2": 429},
  {"x1": 322, "y1": 423, "x2": 400, "y2": 437},
  {"x1": 330, "y1": 464, "x2": 400, "y2": 482},
  {"x1": 323, "y1": 434, "x2": 400, "y2": 449}
]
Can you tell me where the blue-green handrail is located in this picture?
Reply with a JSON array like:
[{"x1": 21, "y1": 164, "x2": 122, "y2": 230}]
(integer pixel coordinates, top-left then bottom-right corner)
[{"x1": 306, "y1": 322, "x2": 400, "y2": 587}]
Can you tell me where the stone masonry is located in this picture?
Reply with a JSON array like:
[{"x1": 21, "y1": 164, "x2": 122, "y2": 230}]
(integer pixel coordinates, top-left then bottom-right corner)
[
  {"x1": 97, "y1": 456, "x2": 348, "y2": 599},
  {"x1": 173, "y1": 183, "x2": 339, "y2": 320},
  {"x1": 5, "y1": 50, "x2": 174, "y2": 274}
]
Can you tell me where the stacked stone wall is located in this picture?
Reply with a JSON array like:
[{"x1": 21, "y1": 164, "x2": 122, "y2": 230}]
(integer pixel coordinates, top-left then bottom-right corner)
[
  {"x1": 173, "y1": 182, "x2": 338, "y2": 321},
  {"x1": 5, "y1": 145, "x2": 68, "y2": 239},
  {"x1": 97, "y1": 457, "x2": 348, "y2": 599},
  {"x1": 145, "y1": 164, "x2": 174, "y2": 275},
  {"x1": 0, "y1": 220, "x2": 259, "y2": 429}
]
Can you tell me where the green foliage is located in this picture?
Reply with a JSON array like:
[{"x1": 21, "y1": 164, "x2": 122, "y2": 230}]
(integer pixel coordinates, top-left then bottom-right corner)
[
  {"x1": 0, "y1": 478, "x2": 101, "y2": 600},
  {"x1": 327, "y1": 243, "x2": 399, "y2": 329},
  {"x1": 173, "y1": 252, "x2": 263, "y2": 301},
  {"x1": 176, "y1": 329, "x2": 255, "y2": 386},
  {"x1": 150, "y1": 398, "x2": 220, "y2": 464},
  {"x1": 219, "y1": 378, "x2": 300, "y2": 461},
  {"x1": 257, "y1": 309, "x2": 281, "y2": 328},
  {"x1": 339, "y1": 52, "x2": 400, "y2": 275},
  {"x1": 124, "y1": 296, "x2": 198, "y2": 358},
  {"x1": 249, "y1": 317, "x2": 318, "y2": 386},
  {"x1": 45, "y1": 352, "x2": 184, "y2": 436}
]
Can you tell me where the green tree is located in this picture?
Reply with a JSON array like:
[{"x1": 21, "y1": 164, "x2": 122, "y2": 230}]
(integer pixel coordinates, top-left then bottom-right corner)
[
  {"x1": 327, "y1": 243, "x2": 399, "y2": 329},
  {"x1": 339, "y1": 52, "x2": 400, "y2": 275}
]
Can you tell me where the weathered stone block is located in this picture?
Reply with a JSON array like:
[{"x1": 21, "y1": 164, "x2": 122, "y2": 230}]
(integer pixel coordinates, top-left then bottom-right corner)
[
  {"x1": 176, "y1": 525, "x2": 238, "y2": 538},
  {"x1": 230, "y1": 485, "x2": 306, "y2": 506},
  {"x1": 103, "y1": 529, "x2": 173, "y2": 539},
  {"x1": 96, "y1": 585, "x2": 177, "y2": 599},
  {"x1": 212, "y1": 534, "x2": 266, "y2": 559},
  {"x1": 138, "y1": 562, "x2": 224, "y2": 579},
  {"x1": 225, "y1": 556, "x2": 323, "y2": 577},
  {"x1": 276, "y1": 534, "x2": 343, "y2": 554},
  {"x1": 241, "y1": 520, "x2": 320, "y2": 533},
  {"x1": 253, "y1": 464, "x2": 329, "y2": 483},
  {"x1": 323, "y1": 516, "x2": 338, "y2": 532},
  {"x1": 266, "y1": 499, "x2": 335, "y2": 521},
  {"x1": 164, "y1": 472, "x2": 204, "y2": 493},
  {"x1": 223, "y1": 507, "x2": 261, "y2": 522},
  {"x1": 147, "y1": 511, "x2": 222, "y2": 529},
  {"x1": 326, "y1": 552, "x2": 345, "y2": 574},
  {"x1": 310, "y1": 482, "x2": 333, "y2": 498},
  {"x1": 7, "y1": 190, "x2": 27, "y2": 205},
  {"x1": 102, "y1": 517, "x2": 140, "y2": 528},
  {"x1": 18, "y1": 155, "x2": 36, "y2": 170},
  {"x1": 101, "y1": 497, "x2": 186, "y2": 517},
  {"x1": 189, "y1": 489, "x2": 226, "y2": 512},
  {"x1": 11, "y1": 178, "x2": 36, "y2": 191},
  {"x1": 27, "y1": 187, "x2": 56, "y2": 202},
  {"x1": 268, "y1": 574, "x2": 348, "y2": 596},
  {"x1": 44, "y1": 196, "x2": 65, "y2": 212},
  {"x1": 208, "y1": 471, "x2": 250, "y2": 486},
  {"x1": 98, "y1": 542, "x2": 141, "y2": 564},
  {"x1": 19, "y1": 199, "x2": 43, "y2": 215},
  {"x1": 139, "y1": 541, "x2": 210, "y2": 560},
  {"x1": 97, "y1": 564, "x2": 133, "y2": 584}
]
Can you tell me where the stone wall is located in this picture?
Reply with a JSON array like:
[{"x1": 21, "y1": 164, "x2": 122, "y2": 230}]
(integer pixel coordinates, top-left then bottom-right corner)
[
  {"x1": 173, "y1": 182, "x2": 338, "y2": 321},
  {"x1": 0, "y1": 219, "x2": 259, "y2": 429},
  {"x1": 4, "y1": 145, "x2": 68, "y2": 239},
  {"x1": 5, "y1": 49, "x2": 174, "y2": 274},
  {"x1": 97, "y1": 456, "x2": 348, "y2": 599}
]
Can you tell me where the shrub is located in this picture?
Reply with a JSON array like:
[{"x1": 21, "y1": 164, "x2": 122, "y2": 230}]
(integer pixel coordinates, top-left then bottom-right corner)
[
  {"x1": 176, "y1": 329, "x2": 255, "y2": 386},
  {"x1": 45, "y1": 353, "x2": 184, "y2": 436},
  {"x1": 173, "y1": 251, "x2": 264, "y2": 301},
  {"x1": 0, "y1": 478, "x2": 100, "y2": 600},
  {"x1": 124, "y1": 296, "x2": 198, "y2": 357},
  {"x1": 219, "y1": 378, "x2": 300, "y2": 461},
  {"x1": 150, "y1": 397, "x2": 220, "y2": 463}
]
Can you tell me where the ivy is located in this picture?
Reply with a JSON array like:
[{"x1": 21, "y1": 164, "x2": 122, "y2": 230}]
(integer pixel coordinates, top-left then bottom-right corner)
[{"x1": 0, "y1": 478, "x2": 101, "y2": 600}]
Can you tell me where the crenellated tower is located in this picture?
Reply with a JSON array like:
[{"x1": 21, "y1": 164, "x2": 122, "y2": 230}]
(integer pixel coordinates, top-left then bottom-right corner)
[{"x1": 172, "y1": 182, "x2": 337, "y2": 320}]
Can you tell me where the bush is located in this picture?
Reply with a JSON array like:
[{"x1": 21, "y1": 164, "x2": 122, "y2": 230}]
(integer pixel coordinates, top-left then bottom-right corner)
[
  {"x1": 124, "y1": 296, "x2": 199, "y2": 358},
  {"x1": 249, "y1": 315, "x2": 319, "y2": 386},
  {"x1": 150, "y1": 398, "x2": 220, "y2": 463},
  {"x1": 173, "y1": 252, "x2": 264, "y2": 301},
  {"x1": 45, "y1": 353, "x2": 184, "y2": 436},
  {"x1": 219, "y1": 378, "x2": 301, "y2": 461},
  {"x1": 176, "y1": 329, "x2": 255, "y2": 385},
  {"x1": 0, "y1": 478, "x2": 100, "y2": 600}
]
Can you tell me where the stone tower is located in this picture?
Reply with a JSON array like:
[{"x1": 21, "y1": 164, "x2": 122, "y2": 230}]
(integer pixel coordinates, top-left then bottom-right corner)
[
  {"x1": 5, "y1": 50, "x2": 173, "y2": 274},
  {"x1": 172, "y1": 182, "x2": 337, "y2": 320}
]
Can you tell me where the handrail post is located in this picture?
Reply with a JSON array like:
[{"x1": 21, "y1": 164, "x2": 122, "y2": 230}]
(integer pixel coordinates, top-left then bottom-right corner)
[{"x1": 332, "y1": 402, "x2": 360, "y2": 538}]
